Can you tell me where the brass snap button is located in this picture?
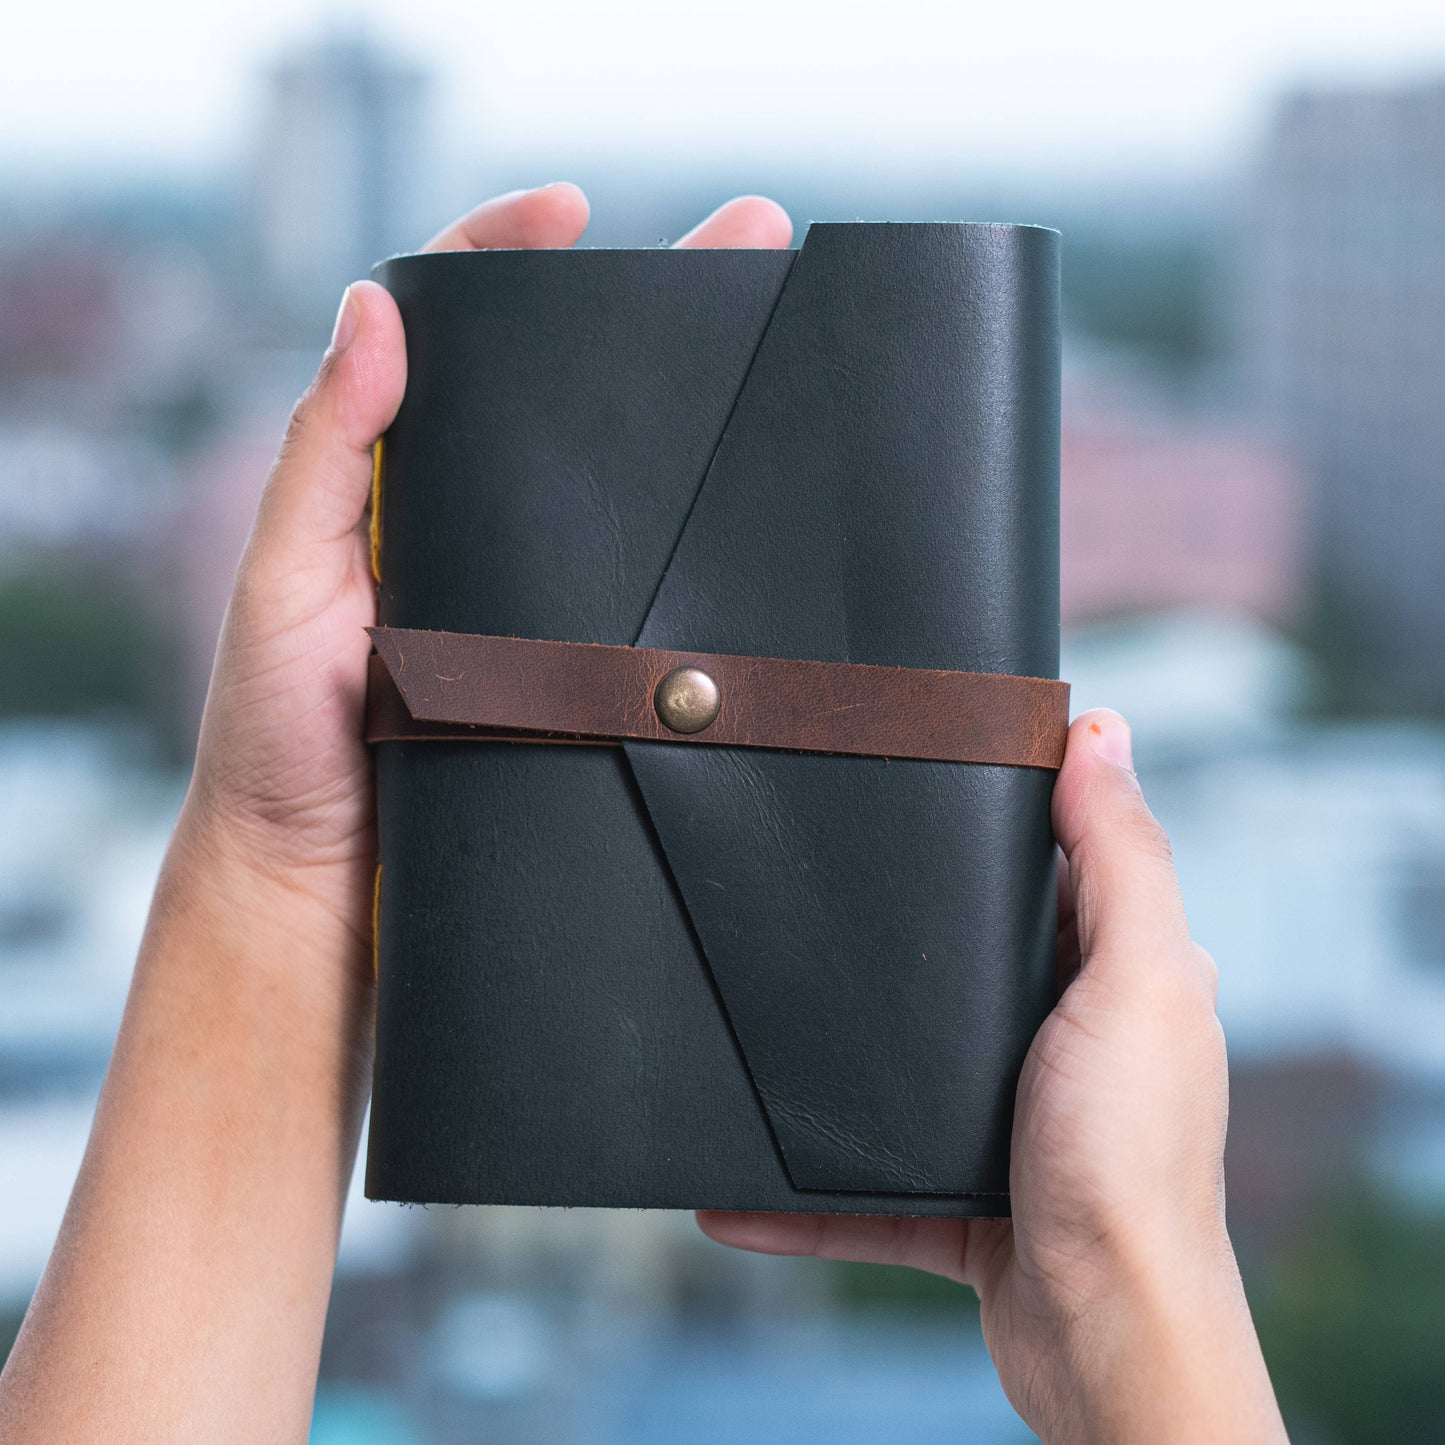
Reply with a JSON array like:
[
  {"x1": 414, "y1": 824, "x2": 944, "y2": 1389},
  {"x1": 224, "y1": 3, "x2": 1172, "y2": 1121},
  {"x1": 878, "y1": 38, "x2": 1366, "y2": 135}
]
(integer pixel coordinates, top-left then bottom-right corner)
[{"x1": 654, "y1": 666, "x2": 721, "y2": 734}]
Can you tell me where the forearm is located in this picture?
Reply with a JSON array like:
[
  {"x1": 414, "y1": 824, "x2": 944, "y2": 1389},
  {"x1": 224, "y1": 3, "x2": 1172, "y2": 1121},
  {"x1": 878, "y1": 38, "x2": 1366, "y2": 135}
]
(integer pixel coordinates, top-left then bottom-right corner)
[{"x1": 0, "y1": 807, "x2": 374, "y2": 1442}]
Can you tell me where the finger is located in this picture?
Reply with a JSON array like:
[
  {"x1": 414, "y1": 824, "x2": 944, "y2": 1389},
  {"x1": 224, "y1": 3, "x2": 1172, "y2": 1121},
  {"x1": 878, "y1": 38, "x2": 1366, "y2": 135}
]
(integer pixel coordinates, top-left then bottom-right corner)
[
  {"x1": 251, "y1": 280, "x2": 406, "y2": 568},
  {"x1": 696, "y1": 1211, "x2": 1003, "y2": 1291},
  {"x1": 423, "y1": 182, "x2": 590, "y2": 253},
  {"x1": 674, "y1": 195, "x2": 793, "y2": 249},
  {"x1": 1050, "y1": 710, "x2": 1194, "y2": 974}
]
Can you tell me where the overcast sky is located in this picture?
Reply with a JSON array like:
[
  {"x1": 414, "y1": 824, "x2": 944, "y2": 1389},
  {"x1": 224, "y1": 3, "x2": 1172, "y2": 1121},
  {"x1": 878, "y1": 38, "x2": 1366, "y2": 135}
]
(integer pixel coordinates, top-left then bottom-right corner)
[{"x1": 8, "y1": 0, "x2": 1445, "y2": 184}]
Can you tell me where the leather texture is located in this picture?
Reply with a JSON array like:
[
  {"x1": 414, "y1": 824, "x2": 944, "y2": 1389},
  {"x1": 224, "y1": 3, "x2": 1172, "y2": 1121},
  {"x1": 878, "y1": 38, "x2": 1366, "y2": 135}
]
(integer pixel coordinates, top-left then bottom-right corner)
[
  {"x1": 368, "y1": 223, "x2": 1061, "y2": 1216},
  {"x1": 365, "y1": 627, "x2": 1070, "y2": 767}
]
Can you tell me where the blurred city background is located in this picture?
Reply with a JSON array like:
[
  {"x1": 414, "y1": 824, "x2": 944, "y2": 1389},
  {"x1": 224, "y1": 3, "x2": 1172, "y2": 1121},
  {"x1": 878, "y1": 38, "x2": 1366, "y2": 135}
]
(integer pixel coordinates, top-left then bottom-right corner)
[{"x1": 4, "y1": 3, "x2": 1445, "y2": 1441}]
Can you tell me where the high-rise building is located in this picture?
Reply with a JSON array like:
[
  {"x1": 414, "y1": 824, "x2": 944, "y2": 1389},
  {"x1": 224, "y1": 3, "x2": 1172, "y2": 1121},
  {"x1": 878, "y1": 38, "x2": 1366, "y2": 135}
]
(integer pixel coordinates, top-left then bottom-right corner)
[
  {"x1": 250, "y1": 34, "x2": 429, "y2": 326},
  {"x1": 1237, "y1": 80, "x2": 1445, "y2": 711}
]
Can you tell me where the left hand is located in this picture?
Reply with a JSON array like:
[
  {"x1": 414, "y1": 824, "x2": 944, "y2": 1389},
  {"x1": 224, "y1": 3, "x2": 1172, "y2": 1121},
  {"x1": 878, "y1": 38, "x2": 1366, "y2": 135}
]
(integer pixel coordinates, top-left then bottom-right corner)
[
  {"x1": 183, "y1": 184, "x2": 794, "y2": 955},
  {"x1": 0, "y1": 185, "x2": 794, "y2": 1445}
]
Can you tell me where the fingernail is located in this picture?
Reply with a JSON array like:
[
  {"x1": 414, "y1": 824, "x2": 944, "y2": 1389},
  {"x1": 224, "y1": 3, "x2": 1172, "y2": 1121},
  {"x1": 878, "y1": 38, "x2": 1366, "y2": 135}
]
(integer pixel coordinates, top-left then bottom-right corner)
[
  {"x1": 329, "y1": 286, "x2": 358, "y2": 353},
  {"x1": 1086, "y1": 710, "x2": 1134, "y2": 771}
]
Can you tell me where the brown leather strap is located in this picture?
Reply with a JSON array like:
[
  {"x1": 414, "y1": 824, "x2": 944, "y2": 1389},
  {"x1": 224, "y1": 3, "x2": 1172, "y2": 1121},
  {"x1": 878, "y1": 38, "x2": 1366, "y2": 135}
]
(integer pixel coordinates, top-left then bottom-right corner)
[{"x1": 365, "y1": 626, "x2": 1070, "y2": 769}]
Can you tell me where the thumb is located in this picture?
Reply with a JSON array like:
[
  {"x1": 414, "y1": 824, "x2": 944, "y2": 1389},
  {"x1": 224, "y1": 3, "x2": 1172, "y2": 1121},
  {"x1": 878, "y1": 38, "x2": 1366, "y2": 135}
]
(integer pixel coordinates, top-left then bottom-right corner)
[
  {"x1": 250, "y1": 280, "x2": 406, "y2": 572},
  {"x1": 1051, "y1": 710, "x2": 1197, "y2": 982}
]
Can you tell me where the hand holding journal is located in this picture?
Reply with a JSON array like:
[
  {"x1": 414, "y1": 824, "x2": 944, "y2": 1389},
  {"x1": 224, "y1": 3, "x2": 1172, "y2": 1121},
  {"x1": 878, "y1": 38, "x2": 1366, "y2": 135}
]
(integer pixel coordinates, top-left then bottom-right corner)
[{"x1": 365, "y1": 221, "x2": 1066, "y2": 1218}]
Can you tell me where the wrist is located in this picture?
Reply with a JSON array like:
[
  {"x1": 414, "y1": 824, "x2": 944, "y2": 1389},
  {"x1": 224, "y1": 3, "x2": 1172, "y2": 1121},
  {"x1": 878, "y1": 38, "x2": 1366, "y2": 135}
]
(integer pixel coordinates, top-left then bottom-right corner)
[
  {"x1": 1042, "y1": 1225, "x2": 1286, "y2": 1445},
  {"x1": 110, "y1": 796, "x2": 377, "y2": 1172},
  {"x1": 148, "y1": 794, "x2": 376, "y2": 1027},
  {"x1": 173, "y1": 780, "x2": 372, "y2": 941}
]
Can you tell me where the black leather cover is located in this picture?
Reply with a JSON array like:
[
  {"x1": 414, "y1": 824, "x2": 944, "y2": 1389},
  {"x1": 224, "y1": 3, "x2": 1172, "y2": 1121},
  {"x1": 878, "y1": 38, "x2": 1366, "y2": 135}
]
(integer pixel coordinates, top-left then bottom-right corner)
[{"x1": 367, "y1": 222, "x2": 1061, "y2": 1217}]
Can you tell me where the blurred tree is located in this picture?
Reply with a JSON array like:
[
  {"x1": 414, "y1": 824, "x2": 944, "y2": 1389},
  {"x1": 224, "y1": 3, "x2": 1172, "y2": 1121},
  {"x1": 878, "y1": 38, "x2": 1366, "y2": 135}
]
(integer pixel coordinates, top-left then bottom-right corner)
[
  {"x1": 0, "y1": 562, "x2": 184, "y2": 755},
  {"x1": 131, "y1": 377, "x2": 223, "y2": 460},
  {"x1": 829, "y1": 1259, "x2": 979, "y2": 1319},
  {"x1": 1253, "y1": 1194, "x2": 1445, "y2": 1444}
]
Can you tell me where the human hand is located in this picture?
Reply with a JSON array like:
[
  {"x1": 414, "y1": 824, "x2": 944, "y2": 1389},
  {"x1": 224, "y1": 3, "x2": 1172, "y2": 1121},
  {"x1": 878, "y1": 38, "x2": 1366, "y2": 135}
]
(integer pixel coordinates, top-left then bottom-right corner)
[
  {"x1": 0, "y1": 186, "x2": 795, "y2": 1445},
  {"x1": 180, "y1": 183, "x2": 794, "y2": 958},
  {"x1": 699, "y1": 710, "x2": 1289, "y2": 1445}
]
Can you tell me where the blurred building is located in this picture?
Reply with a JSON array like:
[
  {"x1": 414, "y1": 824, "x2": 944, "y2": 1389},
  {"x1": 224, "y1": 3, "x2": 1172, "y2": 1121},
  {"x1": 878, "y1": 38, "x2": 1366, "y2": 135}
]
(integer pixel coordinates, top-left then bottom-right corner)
[
  {"x1": 0, "y1": 244, "x2": 123, "y2": 391},
  {"x1": 1238, "y1": 79, "x2": 1445, "y2": 711},
  {"x1": 1067, "y1": 611, "x2": 1445, "y2": 1242},
  {"x1": 250, "y1": 34, "x2": 430, "y2": 327},
  {"x1": 1061, "y1": 379, "x2": 1304, "y2": 627}
]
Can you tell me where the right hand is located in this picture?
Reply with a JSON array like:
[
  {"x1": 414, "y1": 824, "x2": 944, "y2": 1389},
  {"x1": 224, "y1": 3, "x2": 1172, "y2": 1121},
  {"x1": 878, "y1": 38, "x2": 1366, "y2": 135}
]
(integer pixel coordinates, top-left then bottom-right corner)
[{"x1": 701, "y1": 710, "x2": 1290, "y2": 1444}]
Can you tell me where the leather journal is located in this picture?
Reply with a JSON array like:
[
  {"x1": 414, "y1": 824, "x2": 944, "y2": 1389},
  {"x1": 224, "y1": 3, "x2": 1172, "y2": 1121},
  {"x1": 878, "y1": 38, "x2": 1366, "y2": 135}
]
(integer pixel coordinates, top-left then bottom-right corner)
[{"x1": 365, "y1": 222, "x2": 1066, "y2": 1218}]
